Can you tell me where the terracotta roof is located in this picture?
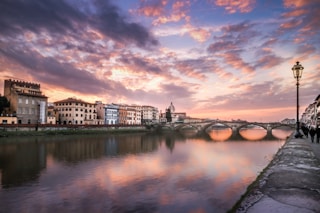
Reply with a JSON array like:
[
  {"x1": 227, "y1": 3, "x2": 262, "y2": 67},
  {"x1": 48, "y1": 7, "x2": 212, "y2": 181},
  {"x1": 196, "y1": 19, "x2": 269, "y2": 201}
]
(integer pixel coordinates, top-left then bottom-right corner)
[{"x1": 54, "y1": 98, "x2": 93, "y2": 105}]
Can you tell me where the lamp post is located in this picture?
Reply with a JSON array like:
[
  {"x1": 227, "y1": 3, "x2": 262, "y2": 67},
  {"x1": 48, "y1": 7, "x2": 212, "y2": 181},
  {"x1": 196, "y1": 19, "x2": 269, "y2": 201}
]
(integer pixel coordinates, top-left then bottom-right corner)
[{"x1": 292, "y1": 61, "x2": 304, "y2": 138}]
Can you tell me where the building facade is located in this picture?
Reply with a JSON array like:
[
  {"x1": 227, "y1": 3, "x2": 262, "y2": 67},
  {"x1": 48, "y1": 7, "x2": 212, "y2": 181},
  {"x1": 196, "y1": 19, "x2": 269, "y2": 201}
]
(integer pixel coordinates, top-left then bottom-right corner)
[
  {"x1": 95, "y1": 101, "x2": 105, "y2": 125},
  {"x1": 54, "y1": 98, "x2": 98, "y2": 125},
  {"x1": 105, "y1": 104, "x2": 119, "y2": 125},
  {"x1": 47, "y1": 105, "x2": 57, "y2": 124},
  {"x1": 118, "y1": 105, "x2": 127, "y2": 125},
  {"x1": 142, "y1": 105, "x2": 159, "y2": 124},
  {"x1": 0, "y1": 116, "x2": 17, "y2": 124},
  {"x1": 301, "y1": 94, "x2": 320, "y2": 127},
  {"x1": 4, "y1": 79, "x2": 48, "y2": 124},
  {"x1": 128, "y1": 105, "x2": 142, "y2": 125}
]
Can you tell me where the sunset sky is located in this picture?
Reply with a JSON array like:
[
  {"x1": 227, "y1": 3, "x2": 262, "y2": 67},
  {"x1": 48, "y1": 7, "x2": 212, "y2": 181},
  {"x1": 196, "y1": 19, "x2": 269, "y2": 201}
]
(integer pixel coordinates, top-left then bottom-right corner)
[{"x1": 1, "y1": 0, "x2": 319, "y2": 122}]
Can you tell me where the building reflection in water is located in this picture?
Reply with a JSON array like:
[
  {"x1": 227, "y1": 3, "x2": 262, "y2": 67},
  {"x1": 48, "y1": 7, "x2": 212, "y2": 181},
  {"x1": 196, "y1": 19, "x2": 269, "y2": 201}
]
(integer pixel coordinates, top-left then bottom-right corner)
[{"x1": 0, "y1": 140, "x2": 46, "y2": 187}]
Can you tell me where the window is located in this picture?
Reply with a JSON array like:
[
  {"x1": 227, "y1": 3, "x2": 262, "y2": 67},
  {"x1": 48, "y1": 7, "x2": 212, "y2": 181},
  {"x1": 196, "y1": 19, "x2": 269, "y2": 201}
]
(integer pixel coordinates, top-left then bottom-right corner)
[
  {"x1": 19, "y1": 98, "x2": 22, "y2": 103},
  {"x1": 32, "y1": 100, "x2": 35, "y2": 105}
]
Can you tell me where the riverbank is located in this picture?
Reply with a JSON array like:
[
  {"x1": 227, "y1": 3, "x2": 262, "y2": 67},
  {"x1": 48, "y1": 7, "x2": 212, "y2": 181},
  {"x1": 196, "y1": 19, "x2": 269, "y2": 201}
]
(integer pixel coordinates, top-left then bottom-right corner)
[
  {"x1": 0, "y1": 124, "x2": 150, "y2": 137},
  {"x1": 229, "y1": 135, "x2": 320, "y2": 212}
]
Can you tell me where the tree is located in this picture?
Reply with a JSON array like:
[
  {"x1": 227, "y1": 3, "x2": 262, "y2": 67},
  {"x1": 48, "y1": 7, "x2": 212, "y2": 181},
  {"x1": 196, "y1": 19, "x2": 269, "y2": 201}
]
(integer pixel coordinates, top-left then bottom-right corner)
[{"x1": 0, "y1": 96, "x2": 10, "y2": 115}]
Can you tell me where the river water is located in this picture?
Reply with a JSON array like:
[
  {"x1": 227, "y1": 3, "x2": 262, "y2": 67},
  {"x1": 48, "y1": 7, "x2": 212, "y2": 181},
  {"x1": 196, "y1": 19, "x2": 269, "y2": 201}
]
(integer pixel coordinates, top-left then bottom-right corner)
[{"x1": 0, "y1": 128, "x2": 292, "y2": 213}]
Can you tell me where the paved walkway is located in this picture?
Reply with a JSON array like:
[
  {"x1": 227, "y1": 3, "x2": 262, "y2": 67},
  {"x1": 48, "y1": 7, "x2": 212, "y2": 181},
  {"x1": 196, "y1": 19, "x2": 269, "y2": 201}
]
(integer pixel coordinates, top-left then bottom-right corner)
[{"x1": 233, "y1": 135, "x2": 320, "y2": 213}]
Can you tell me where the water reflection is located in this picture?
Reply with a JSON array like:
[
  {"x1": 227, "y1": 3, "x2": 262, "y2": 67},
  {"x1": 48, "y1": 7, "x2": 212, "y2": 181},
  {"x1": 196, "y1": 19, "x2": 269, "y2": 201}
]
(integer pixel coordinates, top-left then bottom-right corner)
[
  {"x1": 0, "y1": 131, "x2": 287, "y2": 213},
  {"x1": 0, "y1": 142, "x2": 46, "y2": 187},
  {"x1": 179, "y1": 129, "x2": 198, "y2": 137},
  {"x1": 207, "y1": 128, "x2": 232, "y2": 141},
  {"x1": 207, "y1": 126, "x2": 294, "y2": 141},
  {"x1": 239, "y1": 128, "x2": 267, "y2": 140},
  {"x1": 272, "y1": 128, "x2": 293, "y2": 139}
]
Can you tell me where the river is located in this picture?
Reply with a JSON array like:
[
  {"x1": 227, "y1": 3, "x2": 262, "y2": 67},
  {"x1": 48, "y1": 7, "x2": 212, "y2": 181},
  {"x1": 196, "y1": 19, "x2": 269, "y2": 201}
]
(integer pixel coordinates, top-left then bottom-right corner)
[{"x1": 0, "y1": 127, "x2": 292, "y2": 213}]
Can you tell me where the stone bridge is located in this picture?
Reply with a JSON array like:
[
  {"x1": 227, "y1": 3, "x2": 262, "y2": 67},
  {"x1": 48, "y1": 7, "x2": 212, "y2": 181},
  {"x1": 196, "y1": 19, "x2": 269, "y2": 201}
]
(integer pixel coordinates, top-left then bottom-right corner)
[{"x1": 152, "y1": 120, "x2": 295, "y2": 140}]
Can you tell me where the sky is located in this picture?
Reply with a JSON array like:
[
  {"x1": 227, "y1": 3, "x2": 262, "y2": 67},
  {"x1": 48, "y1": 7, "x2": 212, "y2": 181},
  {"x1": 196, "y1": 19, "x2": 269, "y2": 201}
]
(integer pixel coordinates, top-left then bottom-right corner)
[{"x1": 0, "y1": 0, "x2": 319, "y2": 122}]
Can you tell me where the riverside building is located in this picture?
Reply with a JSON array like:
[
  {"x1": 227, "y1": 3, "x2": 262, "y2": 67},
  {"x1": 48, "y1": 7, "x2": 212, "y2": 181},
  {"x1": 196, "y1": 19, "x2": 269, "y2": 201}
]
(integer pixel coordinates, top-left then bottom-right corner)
[
  {"x1": 54, "y1": 97, "x2": 99, "y2": 125},
  {"x1": 142, "y1": 105, "x2": 159, "y2": 124},
  {"x1": 3, "y1": 79, "x2": 48, "y2": 124},
  {"x1": 302, "y1": 94, "x2": 320, "y2": 126},
  {"x1": 105, "y1": 104, "x2": 119, "y2": 125}
]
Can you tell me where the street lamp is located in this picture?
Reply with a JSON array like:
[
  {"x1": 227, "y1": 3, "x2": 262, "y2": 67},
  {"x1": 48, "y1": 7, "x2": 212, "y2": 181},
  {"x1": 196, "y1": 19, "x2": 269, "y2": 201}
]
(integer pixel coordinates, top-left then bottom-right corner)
[{"x1": 292, "y1": 61, "x2": 304, "y2": 138}]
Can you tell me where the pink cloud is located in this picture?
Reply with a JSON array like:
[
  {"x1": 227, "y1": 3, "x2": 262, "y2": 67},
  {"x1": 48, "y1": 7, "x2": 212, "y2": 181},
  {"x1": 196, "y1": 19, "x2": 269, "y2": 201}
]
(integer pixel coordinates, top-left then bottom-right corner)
[
  {"x1": 136, "y1": 0, "x2": 167, "y2": 17},
  {"x1": 214, "y1": 0, "x2": 256, "y2": 13},
  {"x1": 186, "y1": 25, "x2": 211, "y2": 43},
  {"x1": 152, "y1": 1, "x2": 190, "y2": 25},
  {"x1": 153, "y1": 12, "x2": 189, "y2": 25},
  {"x1": 136, "y1": 0, "x2": 190, "y2": 25},
  {"x1": 281, "y1": 9, "x2": 308, "y2": 18},
  {"x1": 283, "y1": 0, "x2": 317, "y2": 8},
  {"x1": 254, "y1": 49, "x2": 286, "y2": 69},
  {"x1": 280, "y1": 19, "x2": 303, "y2": 29},
  {"x1": 280, "y1": 0, "x2": 320, "y2": 40},
  {"x1": 174, "y1": 63, "x2": 206, "y2": 80},
  {"x1": 219, "y1": 52, "x2": 254, "y2": 74},
  {"x1": 207, "y1": 40, "x2": 238, "y2": 53}
]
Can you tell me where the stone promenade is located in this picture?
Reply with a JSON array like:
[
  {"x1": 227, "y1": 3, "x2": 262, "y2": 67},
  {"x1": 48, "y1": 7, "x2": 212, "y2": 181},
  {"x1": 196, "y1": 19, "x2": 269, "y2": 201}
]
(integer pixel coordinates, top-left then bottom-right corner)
[{"x1": 232, "y1": 135, "x2": 320, "y2": 213}]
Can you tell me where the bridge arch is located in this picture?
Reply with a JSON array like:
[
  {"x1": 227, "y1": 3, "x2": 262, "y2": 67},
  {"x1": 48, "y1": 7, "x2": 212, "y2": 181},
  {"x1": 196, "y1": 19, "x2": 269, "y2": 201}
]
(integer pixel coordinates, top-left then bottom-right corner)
[
  {"x1": 201, "y1": 122, "x2": 233, "y2": 133},
  {"x1": 174, "y1": 124, "x2": 201, "y2": 131},
  {"x1": 269, "y1": 124, "x2": 295, "y2": 130},
  {"x1": 237, "y1": 123, "x2": 268, "y2": 131}
]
